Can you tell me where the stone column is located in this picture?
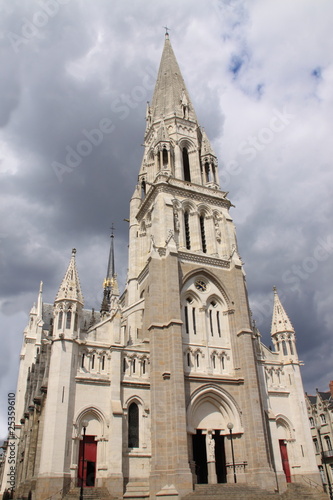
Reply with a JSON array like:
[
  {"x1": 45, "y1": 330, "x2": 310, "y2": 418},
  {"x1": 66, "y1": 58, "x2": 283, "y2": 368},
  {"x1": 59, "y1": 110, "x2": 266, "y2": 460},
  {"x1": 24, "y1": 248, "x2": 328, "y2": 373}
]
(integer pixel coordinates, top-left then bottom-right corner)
[{"x1": 206, "y1": 431, "x2": 217, "y2": 484}]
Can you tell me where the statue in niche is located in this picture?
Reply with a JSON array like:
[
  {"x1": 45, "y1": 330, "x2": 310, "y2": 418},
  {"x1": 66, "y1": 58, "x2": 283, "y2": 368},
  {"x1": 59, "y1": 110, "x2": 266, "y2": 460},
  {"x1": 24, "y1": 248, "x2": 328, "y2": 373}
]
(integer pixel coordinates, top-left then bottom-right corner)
[
  {"x1": 207, "y1": 433, "x2": 215, "y2": 461},
  {"x1": 173, "y1": 209, "x2": 180, "y2": 232},
  {"x1": 146, "y1": 102, "x2": 152, "y2": 126},
  {"x1": 180, "y1": 90, "x2": 189, "y2": 119},
  {"x1": 214, "y1": 219, "x2": 221, "y2": 242}
]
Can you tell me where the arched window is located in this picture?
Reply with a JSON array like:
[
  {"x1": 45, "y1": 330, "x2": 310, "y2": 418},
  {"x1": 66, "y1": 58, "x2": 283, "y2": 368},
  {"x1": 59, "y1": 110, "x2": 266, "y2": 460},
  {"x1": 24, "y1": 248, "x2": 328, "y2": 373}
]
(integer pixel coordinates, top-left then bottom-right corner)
[
  {"x1": 313, "y1": 438, "x2": 319, "y2": 453},
  {"x1": 184, "y1": 297, "x2": 197, "y2": 337},
  {"x1": 81, "y1": 353, "x2": 85, "y2": 369},
  {"x1": 212, "y1": 164, "x2": 217, "y2": 183},
  {"x1": 196, "y1": 353, "x2": 200, "y2": 367},
  {"x1": 282, "y1": 340, "x2": 288, "y2": 355},
  {"x1": 162, "y1": 147, "x2": 168, "y2": 167},
  {"x1": 324, "y1": 435, "x2": 332, "y2": 451},
  {"x1": 74, "y1": 313, "x2": 78, "y2": 332},
  {"x1": 212, "y1": 355, "x2": 216, "y2": 369},
  {"x1": 199, "y1": 214, "x2": 207, "y2": 253},
  {"x1": 289, "y1": 340, "x2": 294, "y2": 355},
  {"x1": 205, "y1": 162, "x2": 210, "y2": 182},
  {"x1": 184, "y1": 211, "x2": 191, "y2": 249},
  {"x1": 221, "y1": 355, "x2": 225, "y2": 370},
  {"x1": 142, "y1": 360, "x2": 146, "y2": 375},
  {"x1": 187, "y1": 352, "x2": 191, "y2": 367},
  {"x1": 58, "y1": 311, "x2": 63, "y2": 330},
  {"x1": 320, "y1": 414, "x2": 326, "y2": 424},
  {"x1": 101, "y1": 356, "x2": 105, "y2": 371},
  {"x1": 209, "y1": 309, "x2": 214, "y2": 336},
  {"x1": 309, "y1": 417, "x2": 314, "y2": 427},
  {"x1": 141, "y1": 180, "x2": 146, "y2": 199},
  {"x1": 128, "y1": 403, "x2": 139, "y2": 448},
  {"x1": 66, "y1": 311, "x2": 72, "y2": 329},
  {"x1": 192, "y1": 307, "x2": 197, "y2": 335},
  {"x1": 132, "y1": 359, "x2": 136, "y2": 374},
  {"x1": 216, "y1": 311, "x2": 221, "y2": 337},
  {"x1": 184, "y1": 304, "x2": 189, "y2": 334},
  {"x1": 123, "y1": 358, "x2": 127, "y2": 373},
  {"x1": 91, "y1": 355, "x2": 95, "y2": 370},
  {"x1": 183, "y1": 147, "x2": 191, "y2": 182}
]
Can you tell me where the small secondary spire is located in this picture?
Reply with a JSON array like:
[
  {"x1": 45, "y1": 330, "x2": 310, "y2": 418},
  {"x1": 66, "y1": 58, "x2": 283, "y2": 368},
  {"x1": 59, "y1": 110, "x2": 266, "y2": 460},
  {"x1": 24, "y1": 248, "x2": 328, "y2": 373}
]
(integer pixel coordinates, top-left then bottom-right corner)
[
  {"x1": 55, "y1": 249, "x2": 84, "y2": 305},
  {"x1": 101, "y1": 225, "x2": 119, "y2": 314},
  {"x1": 271, "y1": 287, "x2": 294, "y2": 335},
  {"x1": 106, "y1": 224, "x2": 115, "y2": 282}
]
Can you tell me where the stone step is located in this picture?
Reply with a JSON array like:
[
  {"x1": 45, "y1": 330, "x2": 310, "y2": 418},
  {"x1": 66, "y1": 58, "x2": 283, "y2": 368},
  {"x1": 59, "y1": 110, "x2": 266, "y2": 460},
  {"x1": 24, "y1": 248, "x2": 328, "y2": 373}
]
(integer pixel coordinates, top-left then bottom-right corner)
[
  {"x1": 184, "y1": 482, "x2": 328, "y2": 500},
  {"x1": 63, "y1": 486, "x2": 113, "y2": 500},
  {"x1": 280, "y1": 482, "x2": 328, "y2": 500},
  {"x1": 124, "y1": 481, "x2": 150, "y2": 498},
  {"x1": 185, "y1": 483, "x2": 277, "y2": 499}
]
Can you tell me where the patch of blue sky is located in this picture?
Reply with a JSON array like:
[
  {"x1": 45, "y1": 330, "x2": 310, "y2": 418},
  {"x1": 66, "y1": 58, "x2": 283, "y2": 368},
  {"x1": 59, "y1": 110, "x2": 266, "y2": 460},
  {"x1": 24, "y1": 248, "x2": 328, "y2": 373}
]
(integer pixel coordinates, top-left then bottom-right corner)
[{"x1": 311, "y1": 67, "x2": 321, "y2": 79}]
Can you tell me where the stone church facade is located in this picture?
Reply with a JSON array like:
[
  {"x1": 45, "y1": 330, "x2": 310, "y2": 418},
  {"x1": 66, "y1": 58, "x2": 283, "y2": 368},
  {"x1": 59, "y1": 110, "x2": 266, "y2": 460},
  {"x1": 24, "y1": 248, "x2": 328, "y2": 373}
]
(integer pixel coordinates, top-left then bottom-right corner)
[{"x1": 0, "y1": 34, "x2": 320, "y2": 500}]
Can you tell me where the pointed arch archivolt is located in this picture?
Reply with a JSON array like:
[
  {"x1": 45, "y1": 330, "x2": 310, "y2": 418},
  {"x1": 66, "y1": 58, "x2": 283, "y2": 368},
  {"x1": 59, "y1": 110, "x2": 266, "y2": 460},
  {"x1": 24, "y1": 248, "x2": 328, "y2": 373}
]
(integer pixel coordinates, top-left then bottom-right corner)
[
  {"x1": 181, "y1": 268, "x2": 231, "y2": 306},
  {"x1": 179, "y1": 138, "x2": 196, "y2": 153},
  {"x1": 74, "y1": 405, "x2": 108, "y2": 439},
  {"x1": 187, "y1": 384, "x2": 243, "y2": 434},
  {"x1": 275, "y1": 414, "x2": 294, "y2": 440}
]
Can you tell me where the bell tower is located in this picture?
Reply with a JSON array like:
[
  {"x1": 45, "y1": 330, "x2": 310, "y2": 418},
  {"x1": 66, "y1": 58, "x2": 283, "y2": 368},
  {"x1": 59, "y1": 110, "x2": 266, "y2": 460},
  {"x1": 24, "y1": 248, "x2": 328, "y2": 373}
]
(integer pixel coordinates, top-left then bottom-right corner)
[{"x1": 125, "y1": 33, "x2": 277, "y2": 496}]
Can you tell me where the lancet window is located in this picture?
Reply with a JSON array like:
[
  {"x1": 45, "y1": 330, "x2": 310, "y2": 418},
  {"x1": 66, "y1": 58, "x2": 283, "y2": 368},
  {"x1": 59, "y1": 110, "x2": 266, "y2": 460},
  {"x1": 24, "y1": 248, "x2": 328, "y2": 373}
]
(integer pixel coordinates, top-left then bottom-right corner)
[
  {"x1": 128, "y1": 402, "x2": 139, "y2": 448},
  {"x1": 184, "y1": 210, "x2": 191, "y2": 250},
  {"x1": 58, "y1": 310, "x2": 63, "y2": 330},
  {"x1": 183, "y1": 147, "x2": 191, "y2": 182},
  {"x1": 66, "y1": 310, "x2": 72, "y2": 329},
  {"x1": 199, "y1": 214, "x2": 207, "y2": 253}
]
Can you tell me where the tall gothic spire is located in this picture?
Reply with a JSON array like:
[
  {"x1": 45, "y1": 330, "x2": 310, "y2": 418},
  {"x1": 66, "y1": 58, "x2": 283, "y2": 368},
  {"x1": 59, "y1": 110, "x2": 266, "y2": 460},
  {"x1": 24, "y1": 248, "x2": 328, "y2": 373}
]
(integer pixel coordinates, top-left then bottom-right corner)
[
  {"x1": 55, "y1": 249, "x2": 84, "y2": 305},
  {"x1": 149, "y1": 33, "x2": 198, "y2": 124},
  {"x1": 270, "y1": 287, "x2": 294, "y2": 335}
]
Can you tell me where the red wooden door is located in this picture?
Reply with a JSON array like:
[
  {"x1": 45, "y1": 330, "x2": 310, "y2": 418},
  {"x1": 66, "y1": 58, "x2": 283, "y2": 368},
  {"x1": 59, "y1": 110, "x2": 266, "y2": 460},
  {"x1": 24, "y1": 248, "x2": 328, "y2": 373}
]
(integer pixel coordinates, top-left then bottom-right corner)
[
  {"x1": 78, "y1": 436, "x2": 97, "y2": 487},
  {"x1": 279, "y1": 440, "x2": 291, "y2": 483}
]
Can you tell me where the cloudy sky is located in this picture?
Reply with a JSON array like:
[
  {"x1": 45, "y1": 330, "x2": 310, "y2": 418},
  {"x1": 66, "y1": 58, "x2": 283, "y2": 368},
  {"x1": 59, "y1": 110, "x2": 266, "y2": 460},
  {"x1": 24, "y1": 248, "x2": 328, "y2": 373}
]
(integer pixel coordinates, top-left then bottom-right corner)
[{"x1": 0, "y1": 0, "x2": 332, "y2": 440}]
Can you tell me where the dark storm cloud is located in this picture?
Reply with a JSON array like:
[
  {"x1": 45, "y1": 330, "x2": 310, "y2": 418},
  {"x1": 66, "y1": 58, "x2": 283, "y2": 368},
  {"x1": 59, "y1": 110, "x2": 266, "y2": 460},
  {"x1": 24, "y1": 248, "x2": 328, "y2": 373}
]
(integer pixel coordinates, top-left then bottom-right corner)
[{"x1": 0, "y1": 0, "x2": 332, "y2": 437}]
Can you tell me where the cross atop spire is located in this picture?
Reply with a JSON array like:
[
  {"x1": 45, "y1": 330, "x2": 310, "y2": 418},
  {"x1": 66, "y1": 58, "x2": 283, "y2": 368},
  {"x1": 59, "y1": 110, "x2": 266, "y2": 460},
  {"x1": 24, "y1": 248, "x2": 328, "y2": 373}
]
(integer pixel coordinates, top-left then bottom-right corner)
[{"x1": 163, "y1": 26, "x2": 170, "y2": 39}]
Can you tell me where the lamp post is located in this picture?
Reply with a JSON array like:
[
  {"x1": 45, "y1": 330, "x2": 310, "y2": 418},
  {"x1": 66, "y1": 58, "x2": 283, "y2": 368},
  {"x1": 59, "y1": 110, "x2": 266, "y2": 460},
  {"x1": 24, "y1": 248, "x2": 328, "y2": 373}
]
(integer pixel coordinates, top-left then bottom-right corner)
[
  {"x1": 227, "y1": 422, "x2": 237, "y2": 483},
  {"x1": 316, "y1": 422, "x2": 333, "y2": 500},
  {"x1": 80, "y1": 420, "x2": 88, "y2": 500}
]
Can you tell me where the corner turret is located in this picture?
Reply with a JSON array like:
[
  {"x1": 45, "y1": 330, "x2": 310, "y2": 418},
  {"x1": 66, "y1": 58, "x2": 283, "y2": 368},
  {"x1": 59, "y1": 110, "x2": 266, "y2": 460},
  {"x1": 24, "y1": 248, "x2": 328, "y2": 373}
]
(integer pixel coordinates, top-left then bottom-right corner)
[
  {"x1": 54, "y1": 249, "x2": 83, "y2": 339},
  {"x1": 271, "y1": 287, "x2": 297, "y2": 359}
]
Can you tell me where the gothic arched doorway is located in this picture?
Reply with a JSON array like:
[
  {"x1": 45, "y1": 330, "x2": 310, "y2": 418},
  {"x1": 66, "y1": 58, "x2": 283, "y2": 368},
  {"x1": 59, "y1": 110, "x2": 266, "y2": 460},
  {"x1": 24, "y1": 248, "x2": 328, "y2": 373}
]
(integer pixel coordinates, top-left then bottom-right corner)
[{"x1": 187, "y1": 386, "x2": 243, "y2": 485}]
